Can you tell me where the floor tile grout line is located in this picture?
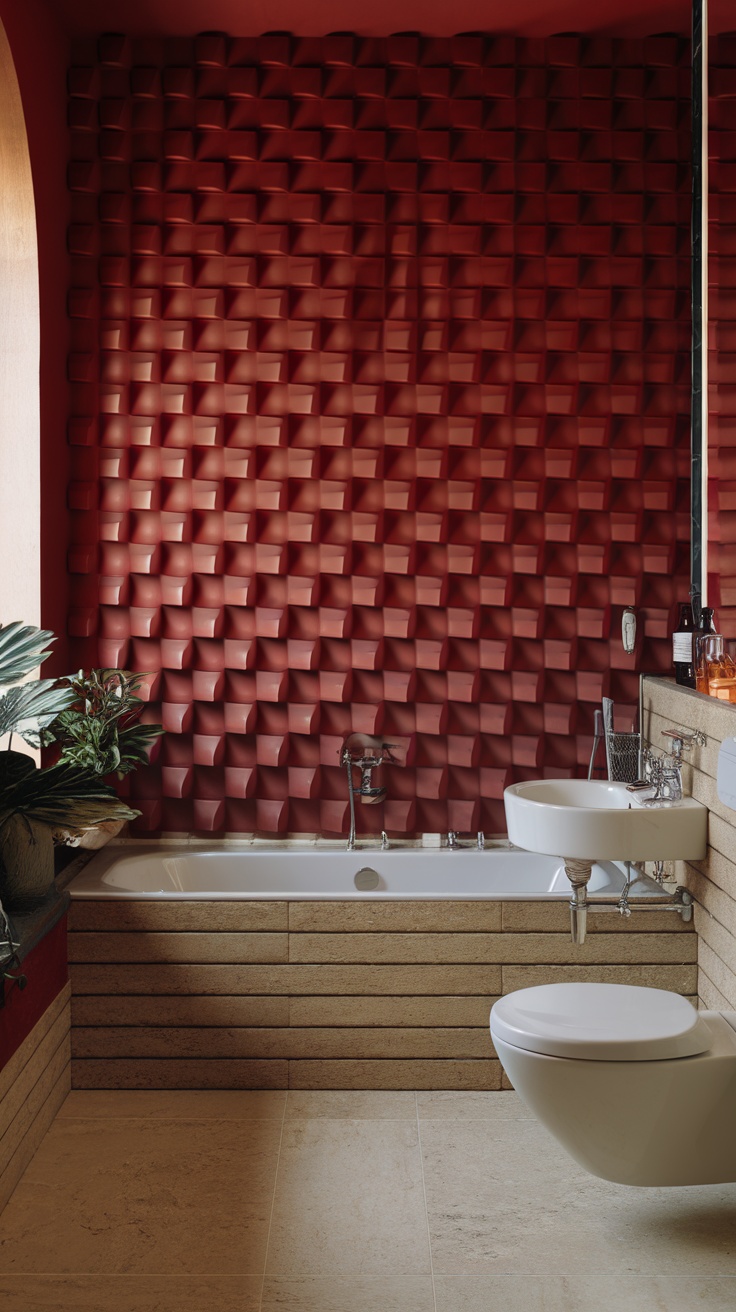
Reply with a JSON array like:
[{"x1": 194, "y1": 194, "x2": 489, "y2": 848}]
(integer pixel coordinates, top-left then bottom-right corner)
[
  {"x1": 53, "y1": 1116, "x2": 288, "y2": 1126},
  {"x1": 258, "y1": 1091, "x2": 289, "y2": 1312},
  {"x1": 415, "y1": 1091, "x2": 439, "y2": 1312}
]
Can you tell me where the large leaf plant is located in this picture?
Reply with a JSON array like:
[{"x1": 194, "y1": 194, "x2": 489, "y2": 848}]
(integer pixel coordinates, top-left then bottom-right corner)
[
  {"x1": 0, "y1": 624, "x2": 140, "y2": 836},
  {"x1": 52, "y1": 668, "x2": 163, "y2": 780}
]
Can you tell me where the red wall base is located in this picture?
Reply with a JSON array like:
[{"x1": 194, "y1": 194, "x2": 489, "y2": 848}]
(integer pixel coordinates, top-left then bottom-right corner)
[{"x1": 0, "y1": 918, "x2": 68, "y2": 1071}]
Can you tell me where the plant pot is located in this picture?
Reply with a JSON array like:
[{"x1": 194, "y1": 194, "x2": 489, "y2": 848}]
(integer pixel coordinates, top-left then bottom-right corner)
[
  {"x1": 78, "y1": 818, "x2": 127, "y2": 850},
  {"x1": 0, "y1": 813, "x2": 55, "y2": 913}
]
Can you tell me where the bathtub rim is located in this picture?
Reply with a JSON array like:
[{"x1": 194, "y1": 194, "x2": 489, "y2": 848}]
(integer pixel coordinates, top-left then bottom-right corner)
[{"x1": 64, "y1": 842, "x2": 669, "y2": 904}]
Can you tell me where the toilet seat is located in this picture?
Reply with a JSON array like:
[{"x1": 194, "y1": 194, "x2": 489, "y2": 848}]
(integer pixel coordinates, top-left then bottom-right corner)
[{"x1": 491, "y1": 982, "x2": 712, "y2": 1061}]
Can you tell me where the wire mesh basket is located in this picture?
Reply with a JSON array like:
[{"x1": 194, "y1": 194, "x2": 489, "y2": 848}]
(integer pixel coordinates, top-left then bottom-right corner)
[
  {"x1": 589, "y1": 708, "x2": 641, "y2": 784},
  {"x1": 604, "y1": 728, "x2": 641, "y2": 784}
]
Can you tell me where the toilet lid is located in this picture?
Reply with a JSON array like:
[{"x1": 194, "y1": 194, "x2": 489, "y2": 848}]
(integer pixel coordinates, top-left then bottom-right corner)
[{"x1": 490, "y1": 983, "x2": 712, "y2": 1061}]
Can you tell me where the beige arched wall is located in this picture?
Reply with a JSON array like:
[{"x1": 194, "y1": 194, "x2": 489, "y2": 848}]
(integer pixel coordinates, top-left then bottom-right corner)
[{"x1": 0, "y1": 17, "x2": 40, "y2": 630}]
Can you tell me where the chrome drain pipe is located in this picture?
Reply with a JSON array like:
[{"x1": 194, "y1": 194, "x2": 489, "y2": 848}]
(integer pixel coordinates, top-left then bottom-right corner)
[{"x1": 564, "y1": 858, "x2": 593, "y2": 946}]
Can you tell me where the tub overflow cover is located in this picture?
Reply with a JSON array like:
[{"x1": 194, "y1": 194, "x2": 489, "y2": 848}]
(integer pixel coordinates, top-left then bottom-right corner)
[{"x1": 354, "y1": 867, "x2": 380, "y2": 891}]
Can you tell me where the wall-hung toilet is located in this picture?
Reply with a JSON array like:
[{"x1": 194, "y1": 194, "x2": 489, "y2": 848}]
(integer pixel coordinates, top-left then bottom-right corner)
[{"x1": 490, "y1": 983, "x2": 736, "y2": 1187}]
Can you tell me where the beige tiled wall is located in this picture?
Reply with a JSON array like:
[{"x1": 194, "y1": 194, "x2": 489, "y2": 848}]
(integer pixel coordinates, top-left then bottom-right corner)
[
  {"x1": 642, "y1": 675, "x2": 736, "y2": 1011},
  {"x1": 0, "y1": 982, "x2": 71, "y2": 1211},
  {"x1": 68, "y1": 891, "x2": 695, "y2": 1090}
]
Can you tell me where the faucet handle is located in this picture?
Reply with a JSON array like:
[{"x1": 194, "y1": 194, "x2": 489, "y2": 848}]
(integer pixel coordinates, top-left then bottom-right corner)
[
  {"x1": 661, "y1": 728, "x2": 706, "y2": 761},
  {"x1": 341, "y1": 734, "x2": 405, "y2": 767},
  {"x1": 660, "y1": 729, "x2": 685, "y2": 760},
  {"x1": 447, "y1": 831, "x2": 486, "y2": 849}
]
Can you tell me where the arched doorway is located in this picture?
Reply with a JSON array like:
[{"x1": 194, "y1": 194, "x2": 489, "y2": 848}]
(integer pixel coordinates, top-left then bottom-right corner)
[{"x1": 0, "y1": 16, "x2": 40, "y2": 629}]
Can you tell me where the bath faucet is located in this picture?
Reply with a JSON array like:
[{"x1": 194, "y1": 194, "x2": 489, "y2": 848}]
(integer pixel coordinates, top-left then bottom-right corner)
[
  {"x1": 447, "y1": 832, "x2": 486, "y2": 850},
  {"x1": 341, "y1": 734, "x2": 401, "y2": 851}
]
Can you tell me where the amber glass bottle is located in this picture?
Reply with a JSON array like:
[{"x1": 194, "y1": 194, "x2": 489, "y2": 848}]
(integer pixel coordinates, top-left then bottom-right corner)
[{"x1": 694, "y1": 607, "x2": 718, "y2": 692}]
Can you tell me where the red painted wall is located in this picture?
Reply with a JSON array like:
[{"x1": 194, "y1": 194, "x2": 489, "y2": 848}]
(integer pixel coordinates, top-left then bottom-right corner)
[
  {"x1": 67, "y1": 33, "x2": 692, "y2": 836},
  {"x1": 0, "y1": 0, "x2": 71, "y2": 670},
  {"x1": 48, "y1": 0, "x2": 693, "y2": 40},
  {"x1": 0, "y1": 918, "x2": 68, "y2": 1070}
]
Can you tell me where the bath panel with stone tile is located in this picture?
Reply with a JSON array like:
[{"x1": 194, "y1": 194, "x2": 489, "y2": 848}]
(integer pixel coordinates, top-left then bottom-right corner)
[
  {"x1": 68, "y1": 892, "x2": 696, "y2": 1090},
  {"x1": 71, "y1": 1058, "x2": 291, "y2": 1089},
  {"x1": 289, "y1": 996, "x2": 496, "y2": 1027},
  {"x1": 287, "y1": 1058, "x2": 502, "y2": 1090},
  {"x1": 71, "y1": 1025, "x2": 492, "y2": 1060},
  {"x1": 287, "y1": 903, "x2": 504, "y2": 933},
  {"x1": 72, "y1": 994, "x2": 291, "y2": 1028},
  {"x1": 69, "y1": 902, "x2": 289, "y2": 933},
  {"x1": 67, "y1": 932, "x2": 290, "y2": 965}
]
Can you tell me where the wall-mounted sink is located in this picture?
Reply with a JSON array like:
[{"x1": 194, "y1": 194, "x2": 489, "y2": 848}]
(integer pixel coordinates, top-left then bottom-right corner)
[{"x1": 504, "y1": 779, "x2": 707, "y2": 863}]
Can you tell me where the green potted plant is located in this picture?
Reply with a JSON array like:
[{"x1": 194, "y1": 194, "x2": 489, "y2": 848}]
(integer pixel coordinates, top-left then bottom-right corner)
[
  {"x1": 50, "y1": 667, "x2": 163, "y2": 848},
  {"x1": 52, "y1": 667, "x2": 163, "y2": 779},
  {"x1": 0, "y1": 624, "x2": 144, "y2": 911}
]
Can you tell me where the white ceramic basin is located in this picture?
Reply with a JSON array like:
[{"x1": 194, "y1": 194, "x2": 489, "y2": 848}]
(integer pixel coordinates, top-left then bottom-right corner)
[{"x1": 504, "y1": 778, "x2": 707, "y2": 862}]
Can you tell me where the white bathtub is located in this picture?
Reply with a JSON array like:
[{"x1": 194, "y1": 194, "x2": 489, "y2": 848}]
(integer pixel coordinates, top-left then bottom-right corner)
[{"x1": 67, "y1": 845, "x2": 664, "y2": 902}]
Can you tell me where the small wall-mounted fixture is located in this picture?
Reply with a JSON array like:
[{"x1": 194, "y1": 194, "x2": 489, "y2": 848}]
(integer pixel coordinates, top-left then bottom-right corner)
[{"x1": 622, "y1": 607, "x2": 636, "y2": 654}]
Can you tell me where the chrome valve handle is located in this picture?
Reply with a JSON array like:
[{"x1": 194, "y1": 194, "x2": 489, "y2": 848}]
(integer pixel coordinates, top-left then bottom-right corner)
[{"x1": 661, "y1": 728, "x2": 706, "y2": 763}]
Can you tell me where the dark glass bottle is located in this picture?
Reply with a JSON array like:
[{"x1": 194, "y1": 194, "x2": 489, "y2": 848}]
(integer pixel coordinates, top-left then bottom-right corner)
[
  {"x1": 694, "y1": 607, "x2": 718, "y2": 692},
  {"x1": 672, "y1": 602, "x2": 696, "y2": 688}
]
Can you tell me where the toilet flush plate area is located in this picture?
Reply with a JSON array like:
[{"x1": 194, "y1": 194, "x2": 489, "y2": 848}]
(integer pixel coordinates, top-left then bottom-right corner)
[{"x1": 504, "y1": 778, "x2": 707, "y2": 863}]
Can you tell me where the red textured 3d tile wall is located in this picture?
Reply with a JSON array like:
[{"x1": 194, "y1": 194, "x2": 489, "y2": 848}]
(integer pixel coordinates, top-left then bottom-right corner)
[
  {"x1": 709, "y1": 35, "x2": 736, "y2": 630},
  {"x1": 66, "y1": 33, "x2": 691, "y2": 835}
]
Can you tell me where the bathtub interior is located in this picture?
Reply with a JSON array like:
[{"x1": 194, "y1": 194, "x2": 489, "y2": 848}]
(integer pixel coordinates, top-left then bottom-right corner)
[{"x1": 67, "y1": 844, "x2": 667, "y2": 901}]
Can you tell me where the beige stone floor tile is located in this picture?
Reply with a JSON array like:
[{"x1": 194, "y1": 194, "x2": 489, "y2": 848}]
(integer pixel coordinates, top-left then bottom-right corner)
[
  {"x1": 0, "y1": 1116, "x2": 282, "y2": 1276},
  {"x1": 420, "y1": 1120, "x2": 736, "y2": 1277},
  {"x1": 265, "y1": 1119, "x2": 430, "y2": 1277},
  {"x1": 434, "y1": 1275, "x2": 736, "y2": 1311},
  {"x1": 285, "y1": 1091, "x2": 417, "y2": 1119},
  {"x1": 58, "y1": 1090, "x2": 287, "y2": 1120},
  {"x1": 416, "y1": 1091, "x2": 532, "y2": 1120},
  {"x1": 261, "y1": 1275, "x2": 435, "y2": 1310},
  {"x1": 0, "y1": 1275, "x2": 261, "y2": 1311}
]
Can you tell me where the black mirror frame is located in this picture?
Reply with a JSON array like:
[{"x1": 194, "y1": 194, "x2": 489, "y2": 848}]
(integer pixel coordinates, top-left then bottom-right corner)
[{"x1": 691, "y1": 0, "x2": 708, "y2": 615}]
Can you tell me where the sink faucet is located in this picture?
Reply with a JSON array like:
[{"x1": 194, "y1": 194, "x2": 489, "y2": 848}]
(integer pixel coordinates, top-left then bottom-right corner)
[
  {"x1": 340, "y1": 734, "x2": 402, "y2": 851},
  {"x1": 626, "y1": 728, "x2": 706, "y2": 806}
]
